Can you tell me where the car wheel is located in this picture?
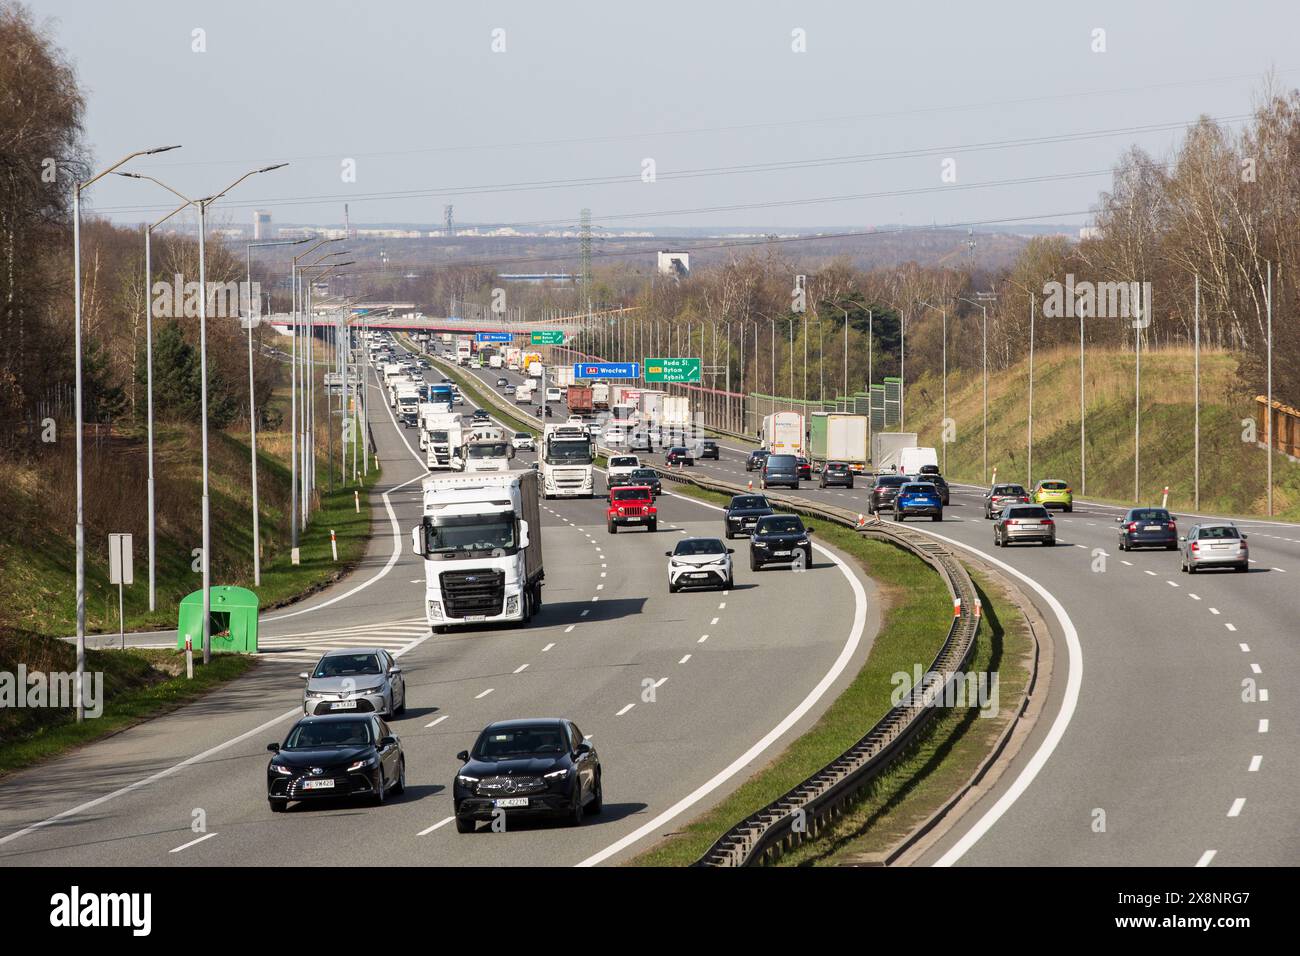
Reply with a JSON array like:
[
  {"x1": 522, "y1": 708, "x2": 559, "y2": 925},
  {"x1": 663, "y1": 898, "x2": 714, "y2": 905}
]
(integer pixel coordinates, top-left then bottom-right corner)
[
  {"x1": 395, "y1": 684, "x2": 406, "y2": 716},
  {"x1": 750, "y1": 554, "x2": 760, "y2": 572},
  {"x1": 726, "y1": 573, "x2": 734, "y2": 589},
  {"x1": 1237, "y1": 563, "x2": 1249, "y2": 572},
  {"x1": 1065, "y1": 505, "x2": 1073, "y2": 513},
  {"x1": 668, "y1": 580, "x2": 678, "y2": 593},
  {"x1": 269, "y1": 799, "x2": 287, "y2": 813},
  {"x1": 393, "y1": 758, "x2": 406, "y2": 796},
  {"x1": 1166, "y1": 543, "x2": 1178, "y2": 551},
  {"x1": 1044, "y1": 537, "x2": 1055, "y2": 546},
  {"x1": 1180, "y1": 558, "x2": 1187, "y2": 573},
  {"x1": 933, "y1": 512, "x2": 942, "y2": 522},
  {"x1": 455, "y1": 815, "x2": 476, "y2": 833},
  {"x1": 607, "y1": 521, "x2": 616, "y2": 534},
  {"x1": 373, "y1": 770, "x2": 387, "y2": 806},
  {"x1": 648, "y1": 519, "x2": 657, "y2": 532},
  {"x1": 588, "y1": 773, "x2": 603, "y2": 814},
  {"x1": 847, "y1": 481, "x2": 854, "y2": 489},
  {"x1": 1187, "y1": 562, "x2": 1197, "y2": 574}
]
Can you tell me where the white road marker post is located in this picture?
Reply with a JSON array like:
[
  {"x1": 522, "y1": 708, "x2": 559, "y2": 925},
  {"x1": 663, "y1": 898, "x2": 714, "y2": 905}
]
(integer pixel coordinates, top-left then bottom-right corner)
[
  {"x1": 1162, "y1": 485, "x2": 1170, "y2": 509},
  {"x1": 185, "y1": 637, "x2": 193, "y2": 680},
  {"x1": 354, "y1": 490, "x2": 360, "y2": 513},
  {"x1": 330, "y1": 529, "x2": 338, "y2": 562}
]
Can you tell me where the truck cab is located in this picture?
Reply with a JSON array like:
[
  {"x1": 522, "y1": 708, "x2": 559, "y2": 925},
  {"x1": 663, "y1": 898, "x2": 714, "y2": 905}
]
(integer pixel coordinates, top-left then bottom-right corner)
[
  {"x1": 540, "y1": 423, "x2": 594, "y2": 499},
  {"x1": 462, "y1": 437, "x2": 514, "y2": 473}
]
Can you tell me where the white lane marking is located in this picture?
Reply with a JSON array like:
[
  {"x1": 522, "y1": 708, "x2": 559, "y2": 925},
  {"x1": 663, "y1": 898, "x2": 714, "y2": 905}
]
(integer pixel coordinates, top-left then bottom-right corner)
[
  {"x1": 1143, "y1": 569, "x2": 1157, "y2": 576},
  {"x1": 1189, "y1": 593, "x2": 1201, "y2": 600},
  {"x1": 1166, "y1": 580, "x2": 1179, "y2": 587},
  {"x1": 0, "y1": 703, "x2": 302, "y2": 848},
  {"x1": 1240, "y1": 643, "x2": 1250, "y2": 652},
  {"x1": 1260, "y1": 688, "x2": 1269, "y2": 702},
  {"x1": 697, "y1": 634, "x2": 709, "y2": 643},
  {"x1": 543, "y1": 642, "x2": 556, "y2": 651},
  {"x1": 596, "y1": 584, "x2": 604, "y2": 591},
  {"x1": 1209, "y1": 607, "x2": 1220, "y2": 615},
  {"x1": 418, "y1": 816, "x2": 455, "y2": 836},
  {"x1": 1248, "y1": 755, "x2": 1262, "y2": 772},
  {"x1": 1121, "y1": 560, "x2": 1133, "y2": 566},
  {"x1": 169, "y1": 832, "x2": 218, "y2": 853},
  {"x1": 1250, "y1": 663, "x2": 1261, "y2": 674},
  {"x1": 514, "y1": 664, "x2": 529, "y2": 674},
  {"x1": 710, "y1": 617, "x2": 719, "y2": 625},
  {"x1": 1227, "y1": 798, "x2": 1246, "y2": 818},
  {"x1": 1259, "y1": 719, "x2": 1269, "y2": 733},
  {"x1": 1196, "y1": 850, "x2": 1217, "y2": 867},
  {"x1": 425, "y1": 714, "x2": 450, "y2": 729},
  {"x1": 1225, "y1": 623, "x2": 1237, "y2": 632},
  {"x1": 653, "y1": 677, "x2": 668, "y2": 688},
  {"x1": 600, "y1": 572, "x2": 607, "y2": 578},
  {"x1": 718, "y1": 602, "x2": 726, "y2": 609},
  {"x1": 564, "y1": 624, "x2": 575, "y2": 633},
  {"x1": 580, "y1": 517, "x2": 869, "y2": 868},
  {"x1": 678, "y1": 654, "x2": 691, "y2": 664},
  {"x1": 1272, "y1": 567, "x2": 1286, "y2": 572},
  {"x1": 616, "y1": 703, "x2": 635, "y2": 716},
  {"x1": 475, "y1": 688, "x2": 494, "y2": 699}
]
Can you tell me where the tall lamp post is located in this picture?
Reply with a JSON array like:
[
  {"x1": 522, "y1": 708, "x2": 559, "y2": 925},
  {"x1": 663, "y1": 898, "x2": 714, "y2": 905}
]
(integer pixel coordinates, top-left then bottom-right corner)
[
  {"x1": 918, "y1": 301, "x2": 948, "y2": 474},
  {"x1": 71, "y1": 144, "x2": 181, "y2": 721},
  {"x1": 959, "y1": 293, "x2": 995, "y2": 485},
  {"x1": 120, "y1": 164, "x2": 289, "y2": 665}
]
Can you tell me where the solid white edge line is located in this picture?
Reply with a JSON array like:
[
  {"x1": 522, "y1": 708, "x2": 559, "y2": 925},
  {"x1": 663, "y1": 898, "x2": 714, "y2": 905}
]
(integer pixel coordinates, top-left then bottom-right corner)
[{"x1": 577, "y1": 532, "x2": 867, "y2": 868}]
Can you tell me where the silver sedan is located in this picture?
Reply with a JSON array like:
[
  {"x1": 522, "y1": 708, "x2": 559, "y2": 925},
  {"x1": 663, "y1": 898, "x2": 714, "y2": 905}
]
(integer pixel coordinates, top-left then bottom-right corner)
[
  {"x1": 1180, "y1": 523, "x2": 1249, "y2": 573},
  {"x1": 300, "y1": 648, "x2": 407, "y2": 718}
]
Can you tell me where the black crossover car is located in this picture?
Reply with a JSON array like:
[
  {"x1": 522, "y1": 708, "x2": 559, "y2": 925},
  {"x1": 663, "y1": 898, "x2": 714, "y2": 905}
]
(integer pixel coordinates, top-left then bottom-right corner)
[
  {"x1": 750, "y1": 514, "x2": 814, "y2": 571},
  {"x1": 868, "y1": 474, "x2": 907, "y2": 513},
  {"x1": 819, "y1": 461, "x2": 854, "y2": 488},
  {"x1": 665, "y1": 445, "x2": 695, "y2": 466},
  {"x1": 910, "y1": 471, "x2": 950, "y2": 505},
  {"x1": 761, "y1": 453, "x2": 800, "y2": 490},
  {"x1": 628, "y1": 467, "x2": 662, "y2": 497},
  {"x1": 454, "y1": 718, "x2": 601, "y2": 831},
  {"x1": 745, "y1": 448, "x2": 770, "y2": 472},
  {"x1": 724, "y1": 493, "x2": 775, "y2": 538},
  {"x1": 266, "y1": 714, "x2": 405, "y2": 812},
  {"x1": 699, "y1": 440, "x2": 720, "y2": 460}
]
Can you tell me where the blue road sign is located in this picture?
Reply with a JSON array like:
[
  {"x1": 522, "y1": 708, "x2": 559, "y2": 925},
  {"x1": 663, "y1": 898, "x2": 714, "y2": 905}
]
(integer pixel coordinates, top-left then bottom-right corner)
[
  {"x1": 574, "y1": 362, "x2": 640, "y2": 380},
  {"x1": 476, "y1": 331, "x2": 513, "y2": 343}
]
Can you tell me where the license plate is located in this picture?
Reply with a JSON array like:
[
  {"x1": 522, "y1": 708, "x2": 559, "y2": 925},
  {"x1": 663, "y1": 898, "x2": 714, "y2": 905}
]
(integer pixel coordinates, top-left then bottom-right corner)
[
  {"x1": 773, "y1": 550, "x2": 791, "y2": 556},
  {"x1": 494, "y1": 797, "x2": 528, "y2": 808},
  {"x1": 690, "y1": 573, "x2": 710, "y2": 579},
  {"x1": 303, "y1": 778, "x2": 335, "y2": 790},
  {"x1": 329, "y1": 700, "x2": 356, "y2": 710},
  {"x1": 1145, "y1": 525, "x2": 1162, "y2": 531},
  {"x1": 1020, "y1": 523, "x2": 1040, "y2": 529},
  {"x1": 464, "y1": 615, "x2": 485, "y2": 622},
  {"x1": 625, "y1": 516, "x2": 641, "y2": 522}
]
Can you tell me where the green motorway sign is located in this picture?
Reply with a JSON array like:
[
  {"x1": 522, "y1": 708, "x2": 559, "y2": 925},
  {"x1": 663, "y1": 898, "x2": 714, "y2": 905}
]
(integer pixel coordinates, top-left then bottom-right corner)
[
  {"x1": 531, "y1": 330, "x2": 564, "y2": 346},
  {"x1": 643, "y1": 357, "x2": 701, "y2": 383}
]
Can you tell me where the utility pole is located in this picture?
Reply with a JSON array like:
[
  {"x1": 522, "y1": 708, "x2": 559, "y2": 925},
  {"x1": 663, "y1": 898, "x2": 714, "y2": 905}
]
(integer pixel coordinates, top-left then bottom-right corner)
[
  {"x1": 1028, "y1": 293, "x2": 1035, "y2": 491},
  {"x1": 1194, "y1": 274, "x2": 1200, "y2": 511}
]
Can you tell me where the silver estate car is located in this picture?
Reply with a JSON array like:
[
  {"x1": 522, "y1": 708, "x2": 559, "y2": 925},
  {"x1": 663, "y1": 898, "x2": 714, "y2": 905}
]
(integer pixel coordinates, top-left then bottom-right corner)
[
  {"x1": 300, "y1": 648, "x2": 407, "y2": 718},
  {"x1": 993, "y1": 504, "x2": 1057, "y2": 547},
  {"x1": 1180, "y1": 523, "x2": 1250, "y2": 573}
]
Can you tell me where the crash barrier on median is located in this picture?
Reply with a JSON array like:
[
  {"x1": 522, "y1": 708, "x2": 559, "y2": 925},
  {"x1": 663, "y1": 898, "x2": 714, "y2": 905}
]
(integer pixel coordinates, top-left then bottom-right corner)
[
  {"x1": 650, "y1": 467, "x2": 982, "y2": 867},
  {"x1": 176, "y1": 586, "x2": 259, "y2": 653},
  {"x1": 428, "y1": 351, "x2": 983, "y2": 864}
]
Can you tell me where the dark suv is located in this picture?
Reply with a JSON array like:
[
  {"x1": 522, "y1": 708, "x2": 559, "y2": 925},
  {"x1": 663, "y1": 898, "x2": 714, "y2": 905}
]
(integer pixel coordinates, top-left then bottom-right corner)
[
  {"x1": 761, "y1": 454, "x2": 800, "y2": 490},
  {"x1": 912, "y1": 471, "x2": 949, "y2": 505},
  {"x1": 819, "y1": 461, "x2": 854, "y2": 488},
  {"x1": 699, "y1": 440, "x2": 720, "y2": 460},
  {"x1": 745, "y1": 448, "x2": 770, "y2": 472},
  {"x1": 868, "y1": 474, "x2": 907, "y2": 513},
  {"x1": 750, "y1": 514, "x2": 814, "y2": 571},
  {"x1": 724, "y1": 494, "x2": 775, "y2": 539}
]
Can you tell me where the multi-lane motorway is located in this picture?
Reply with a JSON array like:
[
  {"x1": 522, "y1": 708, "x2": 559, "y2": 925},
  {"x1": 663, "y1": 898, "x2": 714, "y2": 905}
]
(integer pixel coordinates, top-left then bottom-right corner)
[
  {"x1": 468, "y1": 357, "x2": 1299, "y2": 867},
  {"x1": 0, "y1": 353, "x2": 876, "y2": 867}
]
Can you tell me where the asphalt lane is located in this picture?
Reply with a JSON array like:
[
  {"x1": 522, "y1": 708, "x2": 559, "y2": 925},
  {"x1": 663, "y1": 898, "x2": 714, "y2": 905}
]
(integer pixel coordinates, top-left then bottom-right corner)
[{"x1": 0, "y1": 343, "x2": 875, "y2": 867}]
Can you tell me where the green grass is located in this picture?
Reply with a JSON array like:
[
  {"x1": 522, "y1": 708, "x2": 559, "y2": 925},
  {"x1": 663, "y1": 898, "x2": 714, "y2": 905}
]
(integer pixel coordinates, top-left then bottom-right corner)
[
  {"x1": 0, "y1": 628, "x2": 257, "y2": 776},
  {"x1": 630, "y1": 480, "x2": 953, "y2": 866},
  {"x1": 773, "y1": 570, "x2": 1032, "y2": 865}
]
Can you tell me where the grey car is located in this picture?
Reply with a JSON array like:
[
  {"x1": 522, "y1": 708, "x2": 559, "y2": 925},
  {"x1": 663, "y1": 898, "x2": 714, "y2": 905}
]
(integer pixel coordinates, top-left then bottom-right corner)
[
  {"x1": 993, "y1": 504, "x2": 1056, "y2": 547},
  {"x1": 300, "y1": 648, "x2": 407, "y2": 718},
  {"x1": 1180, "y1": 522, "x2": 1250, "y2": 573}
]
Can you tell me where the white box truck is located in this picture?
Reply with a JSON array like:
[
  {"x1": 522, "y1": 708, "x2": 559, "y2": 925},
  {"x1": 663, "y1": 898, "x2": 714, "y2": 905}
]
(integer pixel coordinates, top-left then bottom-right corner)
[
  {"x1": 540, "y1": 422, "x2": 595, "y2": 498},
  {"x1": 396, "y1": 382, "x2": 421, "y2": 427},
  {"x1": 871, "y1": 432, "x2": 918, "y2": 473},
  {"x1": 410, "y1": 470, "x2": 544, "y2": 630},
  {"x1": 762, "y1": 411, "x2": 805, "y2": 456}
]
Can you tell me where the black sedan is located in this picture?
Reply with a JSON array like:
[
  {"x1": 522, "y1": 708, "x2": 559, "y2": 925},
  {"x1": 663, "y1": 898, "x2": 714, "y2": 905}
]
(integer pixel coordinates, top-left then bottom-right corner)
[
  {"x1": 266, "y1": 714, "x2": 405, "y2": 812},
  {"x1": 750, "y1": 514, "x2": 814, "y2": 571},
  {"x1": 795, "y1": 457, "x2": 812, "y2": 481},
  {"x1": 1117, "y1": 508, "x2": 1178, "y2": 551},
  {"x1": 912, "y1": 471, "x2": 950, "y2": 505},
  {"x1": 454, "y1": 718, "x2": 601, "y2": 831},
  {"x1": 628, "y1": 467, "x2": 662, "y2": 497},
  {"x1": 699, "y1": 440, "x2": 720, "y2": 460},
  {"x1": 723, "y1": 493, "x2": 775, "y2": 538},
  {"x1": 471, "y1": 408, "x2": 491, "y2": 421},
  {"x1": 819, "y1": 461, "x2": 854, "y2": 488},
  {"x1": 665, "y1": 445, "x2": 695, "y2": 466},
  {"x1": 745, "y1": 448, "x2": 770, "y2": 472}
]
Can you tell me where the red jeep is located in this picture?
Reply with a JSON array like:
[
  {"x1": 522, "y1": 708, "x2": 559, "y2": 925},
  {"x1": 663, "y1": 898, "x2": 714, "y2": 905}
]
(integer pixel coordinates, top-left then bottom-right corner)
[{"x1": 607, "y1": 486, "x2": 658, "y2": 533}]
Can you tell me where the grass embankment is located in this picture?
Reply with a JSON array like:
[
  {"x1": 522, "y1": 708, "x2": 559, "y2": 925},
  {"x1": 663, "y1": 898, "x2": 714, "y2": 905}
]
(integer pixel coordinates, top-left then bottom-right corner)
[
  {"x1": 0, "y1": 362, "x2": 379, "y2": 635},
  {"x1": 904, "y1": 346, "x2": 1300, "y2": 518},
  {"x1": 631, "y1": 480, "x2": 956, "y2": 866},
  {"x1": 0, "y1": 627, "x2": 256, "y2": 775}
]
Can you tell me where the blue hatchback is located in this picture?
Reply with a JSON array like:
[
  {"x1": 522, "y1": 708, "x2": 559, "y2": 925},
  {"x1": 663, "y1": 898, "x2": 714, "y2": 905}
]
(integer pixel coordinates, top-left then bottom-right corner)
[{"x1": 894, "y1": 482, "x2": 943, "y2": 522}]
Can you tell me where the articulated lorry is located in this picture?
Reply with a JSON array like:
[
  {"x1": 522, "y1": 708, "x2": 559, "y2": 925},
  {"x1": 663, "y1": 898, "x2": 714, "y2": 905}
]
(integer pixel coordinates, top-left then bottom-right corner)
[
  {"x1": 540, "y1": 422, "x2": 595, "y2": 499},
  {"x1": 567, "y1": 385, "x2": 594, "y2": 416},
  {"x1": 462, "y1": 425, "x2": 515, "y2": 472},
  {"x1": 456, "y1": 337, "x2": 472, "y2": 365},
  {"x1": 810, "y1": 412, "x2": 870, "y2": 472},
  {"x1": 762, "y1": 411, "x2": 805, "y2": 456},
  {"x1": 396, "y1": 382, "x2": 421, "y2": 426},
  {"x1": 871, "y1": 431, "x2": 917, "y2": 473},
  {"x1": 422, "y1": 408, "x2": 463, "y2": 470},
  {"x1": 410, "y1": 470, "x2": 544, "y2": 631}
]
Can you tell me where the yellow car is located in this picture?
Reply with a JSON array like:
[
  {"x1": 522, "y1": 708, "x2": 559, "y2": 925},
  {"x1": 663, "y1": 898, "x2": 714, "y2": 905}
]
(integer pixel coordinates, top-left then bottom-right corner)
[{"x1": 1033, "y1": 479, "x2": 1073, "y2": 512}]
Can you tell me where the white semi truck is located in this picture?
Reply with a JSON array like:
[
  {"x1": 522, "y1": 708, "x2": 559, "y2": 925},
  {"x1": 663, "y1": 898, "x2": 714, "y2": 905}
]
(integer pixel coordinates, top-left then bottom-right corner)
[
  {"x1": 410, "y1": 470, "x2": 544, "y2": 631},
  {"x1": 462, "y1": 429, "x2": 515, "y2": 472},
  {"x1": 421, "y1": 409, "x2": 463, "y2": 470},
  {"x1": 396, "y1": 382, "x2": 421, "y2": 426},
  {"x1": 540, "y1": 422, "x2": 595, "y2": 499},
  {"x1": 762, "y1": 411, "x2": 805, "y2": 456}
]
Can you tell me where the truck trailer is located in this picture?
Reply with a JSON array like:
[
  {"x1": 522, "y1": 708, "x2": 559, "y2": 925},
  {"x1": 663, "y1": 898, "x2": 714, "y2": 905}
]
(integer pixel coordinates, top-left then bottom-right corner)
[
  {"x1": 810, "y1": 413, "x2": 869, "y2": 472},
  {"x1": 871, "y1": 432, "x2": 918, "y2": 473}
]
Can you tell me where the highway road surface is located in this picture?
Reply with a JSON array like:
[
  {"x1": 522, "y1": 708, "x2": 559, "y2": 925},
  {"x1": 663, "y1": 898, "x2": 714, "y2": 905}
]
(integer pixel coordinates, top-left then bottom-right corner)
[
  {"x1": 469, "y1": 357, "x2": 1299, "y2": 867},
  {"x1": 0, "y1": 351, "x2": 876, "y2": 867}
]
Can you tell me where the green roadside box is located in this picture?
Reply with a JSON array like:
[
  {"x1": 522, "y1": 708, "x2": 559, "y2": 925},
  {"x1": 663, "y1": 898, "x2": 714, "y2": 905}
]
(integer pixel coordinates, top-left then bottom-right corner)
[{"x1": 177, "y1": 586, "x2": 260, "y2": 653}]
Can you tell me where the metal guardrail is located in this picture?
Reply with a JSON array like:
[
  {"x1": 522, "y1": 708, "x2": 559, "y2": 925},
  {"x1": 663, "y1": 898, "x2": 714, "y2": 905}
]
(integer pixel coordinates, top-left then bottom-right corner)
[{"x1": 423, "y1": 346, "x2": 982, "y2": 867}]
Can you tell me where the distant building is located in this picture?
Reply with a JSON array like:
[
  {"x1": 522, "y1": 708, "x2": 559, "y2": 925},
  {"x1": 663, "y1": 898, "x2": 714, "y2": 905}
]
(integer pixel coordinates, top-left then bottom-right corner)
[
  {"x1": 657, "y1": 250, "x2": 690, "y2": 277},
  {"x1": 254, "y1": 210, "x2": 273, "y2": 239},
  {"x1": 1078, "y1": 226, "x2": 1102, "y2": 241}
]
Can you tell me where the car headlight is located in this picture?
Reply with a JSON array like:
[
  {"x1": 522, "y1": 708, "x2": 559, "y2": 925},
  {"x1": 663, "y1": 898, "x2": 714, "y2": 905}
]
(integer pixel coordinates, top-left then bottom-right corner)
[
  {"x1": 505, "y1": 594, "x2": 519, "y2": 614},
  {"x1": 305, "y1": 690, "x2": 327, "y2": 698},
  {"x1": 755, "y1": 541, "x2": 769, "y2": 548},
  {"x1": 271, "y1": 764, "x2": 293, "y2": 776},
  {"x1": 428, "y1": 600, "x2": 443, "y2": 620},
  {"x1": 796, "y1": 538, "x2": 809, "y2": 545},
  {"x1": 456, "y1": 774, "x2": 480, "y2": 789},
  {"x1": 347, "y1": 757, "x2": 379, "y2": 773},
  {"x1": 543, "y1": 768, "x2": 570, "y2": 780}
]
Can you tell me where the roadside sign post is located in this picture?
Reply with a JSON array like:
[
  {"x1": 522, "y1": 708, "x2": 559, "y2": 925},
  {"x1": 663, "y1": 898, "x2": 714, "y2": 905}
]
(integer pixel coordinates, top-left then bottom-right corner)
[
  {"x1": 643, "y1": 357, "x2": 701, "y2": 384},
  {"x1": 531, "y1": 330, "x2": 564, "y2": 346},
  {"x1": 108, "y1": 533, "x2": 133, "y2": 651}
]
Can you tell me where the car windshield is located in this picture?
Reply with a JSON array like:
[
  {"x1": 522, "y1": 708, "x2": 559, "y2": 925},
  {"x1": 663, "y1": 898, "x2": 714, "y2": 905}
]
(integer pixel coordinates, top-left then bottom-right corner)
[
  {"x1": 631, "y1": 469, "x2": 658, "y2": 481},
  {"x1": 285, "y1": 720, "x2": 373, "y2": 749},
  {"x1": 611, "y1": 457, "x2": 638, "y2": 468},
  {"x1": 612, "y1": 488, "x2": 649, "y2": 501},
  {"x1": 827, "y1": 462, "x2": 847, "y2": 470},
  {"x1": 730, "y1": 496, "x2": 769, "y2": 510},
  {"x1": 674, "y1": 538, "x2": 726, "y2": 557},
  {"x1": 467, "y1": 442, "x2": 509, "y2": 458},
  {"x1": 1129, "y1": 509, "x2": 1170, "y2": 522},
  {"x1": 757, "y1": 516, "x2": 804, "y2": 535},
  {"x1": 514, "y1": 433, "x2": 530, "y2": 440},
  {"x1": 1040, "y1": 481, "x2": 1068, "y2": 490},
  {"x1": 767, "y1": 455, "x2": 796, "y2": 468},
  {"x1": 1006, "y1": 506, "x2": 1049, "y2": 519},
  {"x1": 544, "y1": 438, "x2": 592, "y2": 464},
  {"x1": 1197, "y1": 526, "x2": 1240, "y2": 539},
  {"x1": 901, "y1": 483, "x2": 936, "y2": 494},
  {"x1": 993, "y1": 485, "x2": 1026, "y2": 496},
  {"x1": 474, "y1": 725, "x2": 567, "y2": 758},
  {"x1": 313, "y1": 653, "x2": 381, "y2": 678},
  {"x1": 426, "y1": 514, "x2": 516, "y2": 554},
  {"x1": 750, "y1": 450, "x2": 769, "y2": 459}
]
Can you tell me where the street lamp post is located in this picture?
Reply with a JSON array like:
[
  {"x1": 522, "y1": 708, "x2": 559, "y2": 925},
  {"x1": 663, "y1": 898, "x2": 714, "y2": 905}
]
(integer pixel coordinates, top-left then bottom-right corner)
[
  {"x1": 72, "y1": 145, "x2": 180, "y2": 721},
  {"x1": 919, "y1": 301, "x2": 948, "y2": 474},
  {"x1": 959, "y1": 293, "x2": 995, "y2": 485}
]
